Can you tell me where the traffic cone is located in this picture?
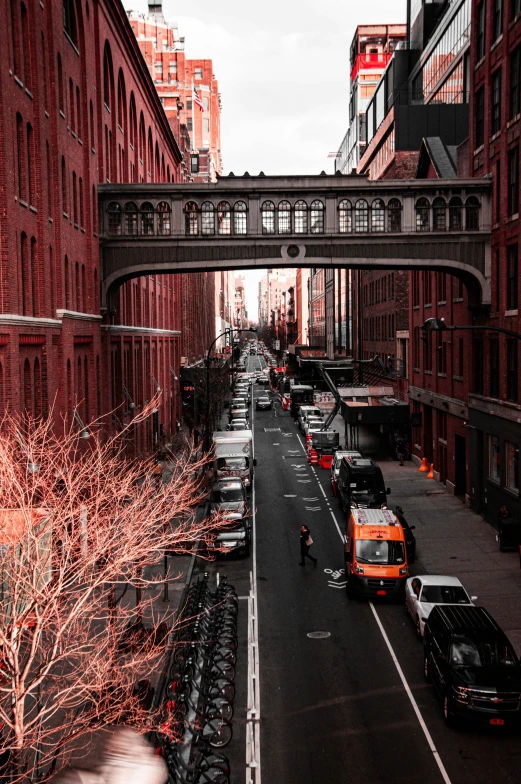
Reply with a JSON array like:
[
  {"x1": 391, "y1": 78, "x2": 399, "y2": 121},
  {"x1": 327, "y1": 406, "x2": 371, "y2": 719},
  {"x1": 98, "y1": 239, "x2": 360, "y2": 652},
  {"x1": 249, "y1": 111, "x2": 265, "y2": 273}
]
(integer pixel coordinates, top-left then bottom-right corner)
[
  {"x1": 426, "y1": 463, "x2": 434, "y2": 479},
  {"x1": 418, "y1": 457, "x2": 429, "y2": 472}
]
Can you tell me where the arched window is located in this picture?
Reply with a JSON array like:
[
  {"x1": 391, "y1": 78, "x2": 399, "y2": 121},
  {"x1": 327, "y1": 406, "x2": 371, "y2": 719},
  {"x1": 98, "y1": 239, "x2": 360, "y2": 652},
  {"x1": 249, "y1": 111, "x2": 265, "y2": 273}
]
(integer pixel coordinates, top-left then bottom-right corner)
[
  {"x1": 167, "y1": 164, "x2": 170, "y2": 182},
  {"x1": 30, "y1": 237, "x2": 37, "y2": 317},
  {"x1": 217, "y1": 201, "x2": 231, "y2": 235},
  {"x1": 139, "y1": 112, "x2": 145, "y2": 165},
  {"x1": 16, "y1": 113, "x2": 25, "y2": 201},
  {"x1": 81, "y1": 264, "x2": 86, "y2": 312},
  {"x1": 117, "y1": 69, "x2": 126, "y2": 132},
  {"x1": 201, "y1": 202, "x2": 215, "y2": 235},
  {"x1": 161, "y1": 153, "x2": 165, "y2": 182},
  {"x1": 185, "y1": 201, "x2": 199, "y2": 235},
  {"x1": 415, "y1": 198, "x2": 430, "y2": 231},
  {"x1": 465, "y1": 197, "x2": 480, "y2": 230},
  {"x1": 61, "y1": 157, "x2": 67, "y2": 215},
  {"x1": 355, "y1": 199, "x2": 368, "y2": 232},
  {"x1": 57, "y1": 53, "x2": 64, "y2": 113},
  {"x1": 157, "y1": 201, "x2": 171, "y2": 235},
  {"x1": 294, "y1": 200, "x2": 308, "y2": 233},
  {"x1": 234, "y1": 201, "x2": 247, "y2": 234},
  {"x1": 89, "y1": 100, "x2": 95, "y2": 151},
  {"x1": 129, "y1": 93, "x2": 136, "y2": 148},
  {"x1": 388, "y1": 198, "x2": 402, "y2": 232},
  {"x1": 278, "y1": 201, "x2": 291, "y2": 234},
  {"x1": 67, "y1": 358, "x2": 72, "y2": 415},
  {"x1": 107, "y1": 202, "x2": 121, "y2": 235},
  {"x1": 92, "y1": 185, "x2": 97, "y2": 234},
  {"x1": 433, "y1": 197, "x2": 446, "y2": 231},
  {"x1": 75, "y1": 262, "x2": 80, "y2": 311},
  {"x1": 261, "y1": 201, "x2": 275, "y2": 234},
  {"x1": 26, "y1": 122, "x2": 33, "y2": 205},
  {"x1": 20, "y1": 3, "x2": 31, "y2": 90},
  {"x1": 79, "y1": 177, "x2": 84, "y2": 227},
  {"x1": 20, "y1": 232, "x2": 28, "y2": 315},
  {"x1": 69, "y1": 78, "x2": 75, "y2": 132},
  {"x1": 34, "y1": 357, "x2": 42, "y2": 419},
  {"x1": 371, "y1": 199, "x2": 385, "y2": 232},
  {"x1": 103, "y1": 42, "x2": 113, "y2": 110},
  {"x1": 147, "y1": 129, "x2": 154, "y2": 178},
  {"x1": 338, "y1": 200, "x2": 352, "y2": 233},
  {"x1": 155, "y1": 142, "x2": 160, "y2": 181},
  {"x1": 124, "y1": 202, "x2": 138, "y2": 235},
  {"x1": 76, "y1": 85, "x2": 81, "y2": 139},
  {"x1": 64, "y1": 255, "x2": 70, "y2": 308},
  {"x1": 23, "y1": 358, "x2": 32, "y2": 416},
  {"x1": 449, "y1": 197, "x2": 462, "y2": 230},
  {"x1": 141, "y1": 202, "x2": 154, "y2": 235},
  {"x1": 310, "y1": 200, "x2": 324, "y2": 233},
  {"x1": 63, "y1": 0, "x2": 78, "y2": 47}
]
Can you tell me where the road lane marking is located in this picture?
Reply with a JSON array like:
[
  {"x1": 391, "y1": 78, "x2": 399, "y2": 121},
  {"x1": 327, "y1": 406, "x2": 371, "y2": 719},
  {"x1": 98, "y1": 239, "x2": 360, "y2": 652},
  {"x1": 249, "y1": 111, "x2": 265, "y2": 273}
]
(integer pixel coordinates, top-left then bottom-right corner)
[
  {"x1": 303, "y1": 497, "x2": 319, "y2": 501},
  {"x1": 295, "y1": 429, "x2": 453, "y2": 784},
  {"x1": 284, "y1": 494, "x2": 297, "y2": 498},
  {"x1": 305, "y1": 506, "x2": 321, "y2": 511},
  {"x1": 297, "y1": 480, "x2": 312, "y2": 483}
]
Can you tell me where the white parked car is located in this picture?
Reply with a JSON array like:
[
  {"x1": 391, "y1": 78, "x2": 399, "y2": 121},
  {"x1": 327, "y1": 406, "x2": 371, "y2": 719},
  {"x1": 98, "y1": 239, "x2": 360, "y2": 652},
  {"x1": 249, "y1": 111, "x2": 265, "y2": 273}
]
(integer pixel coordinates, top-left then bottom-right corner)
[{"x1": 405, "y1": 575, "x2": 477, "y2": 639}]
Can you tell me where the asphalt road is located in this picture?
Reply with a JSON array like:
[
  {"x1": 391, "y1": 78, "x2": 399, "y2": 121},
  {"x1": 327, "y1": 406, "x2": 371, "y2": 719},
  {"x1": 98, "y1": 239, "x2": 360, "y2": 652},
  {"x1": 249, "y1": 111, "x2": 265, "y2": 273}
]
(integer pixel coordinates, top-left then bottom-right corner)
[{"x1": 200, "y1": 354, "x2": 521, "y2": 783}]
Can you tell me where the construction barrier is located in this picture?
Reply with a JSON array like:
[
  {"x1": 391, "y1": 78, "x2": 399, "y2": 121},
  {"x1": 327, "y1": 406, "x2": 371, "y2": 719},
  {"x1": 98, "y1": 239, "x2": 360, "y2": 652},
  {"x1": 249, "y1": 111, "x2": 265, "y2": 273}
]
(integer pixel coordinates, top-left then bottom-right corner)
[
  {"x1": 319, "y1": 454, "x2": 333, "y2": 470},
  {"x1": 308, "y1": 449, "x2": 318, "y2": 465}
]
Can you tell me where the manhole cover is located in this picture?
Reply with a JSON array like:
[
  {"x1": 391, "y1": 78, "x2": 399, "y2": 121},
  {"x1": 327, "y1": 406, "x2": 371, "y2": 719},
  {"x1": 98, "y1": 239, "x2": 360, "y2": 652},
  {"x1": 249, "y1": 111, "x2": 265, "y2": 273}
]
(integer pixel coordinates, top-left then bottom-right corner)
[{"x1": 307, "y1": 631, "x2": 331, "y2": 640}]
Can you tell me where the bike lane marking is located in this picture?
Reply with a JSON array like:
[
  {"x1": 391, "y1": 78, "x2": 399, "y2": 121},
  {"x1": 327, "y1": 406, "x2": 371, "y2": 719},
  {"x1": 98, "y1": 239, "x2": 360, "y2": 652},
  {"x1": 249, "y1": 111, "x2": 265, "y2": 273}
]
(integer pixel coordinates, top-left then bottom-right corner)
[{"x1": 295, "y1": 431, "x2": 453, "y2": 784}]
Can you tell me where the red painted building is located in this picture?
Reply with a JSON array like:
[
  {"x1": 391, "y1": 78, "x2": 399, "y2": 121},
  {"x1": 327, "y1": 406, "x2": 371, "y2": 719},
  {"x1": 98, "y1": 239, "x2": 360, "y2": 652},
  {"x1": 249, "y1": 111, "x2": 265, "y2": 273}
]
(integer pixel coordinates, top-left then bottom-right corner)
[{"x1": 0, "y1": 0, "x2": 213, "y2": 452}]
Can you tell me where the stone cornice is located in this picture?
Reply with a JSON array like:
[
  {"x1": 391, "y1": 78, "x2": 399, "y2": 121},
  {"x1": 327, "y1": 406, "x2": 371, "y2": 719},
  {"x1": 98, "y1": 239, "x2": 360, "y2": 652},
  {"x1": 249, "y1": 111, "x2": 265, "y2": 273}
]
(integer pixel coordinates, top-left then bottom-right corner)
[
  {"x1": 0, "y1": 314, "x2": 61, "y2": 328},
  {"x1": 102, "y1": 325, "x2": 181, "y2": 336},
  {"x1": 56, "y1": 310, "x2": 103, "y2": 322}
]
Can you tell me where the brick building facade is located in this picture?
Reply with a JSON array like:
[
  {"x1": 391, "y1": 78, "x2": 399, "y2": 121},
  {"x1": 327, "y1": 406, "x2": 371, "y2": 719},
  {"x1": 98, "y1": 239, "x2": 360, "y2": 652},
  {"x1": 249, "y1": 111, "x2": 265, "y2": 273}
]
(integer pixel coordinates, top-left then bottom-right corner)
[{"x1": 0, "y1": 0, "x2": 217, "y2": 453}]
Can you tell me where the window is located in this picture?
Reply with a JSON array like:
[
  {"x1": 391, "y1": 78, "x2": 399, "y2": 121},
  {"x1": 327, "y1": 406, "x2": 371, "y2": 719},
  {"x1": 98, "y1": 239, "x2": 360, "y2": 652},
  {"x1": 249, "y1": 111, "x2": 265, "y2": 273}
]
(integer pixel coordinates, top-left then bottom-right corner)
[
  {"x1": 170, "y1": 60, "x2": 177, "y2": 73},
  {"x1": 508, "y1": 147, "x2": 519, "y2": 216},
  {"x1": 495, "y1": 248, "x2": 501, "y2": 310},
  {"x1": 203, "y1": 97, "x2": 209, "y2": 111},
  {"x1": 57, "y1": 54, "x2": 64, "y2": 113},
  {"x1": 437, "y1": 272, "x2": 447, "y2": 303},
  {"x1": 157, "y1": 201, "x2": 171, "y2": 235},
  {"x1": 477, "y1": 1, "x2": 485, "y2": 61},
  {"x1": 63, "y1": 0, "x2": 78, "y2": 46},
  {"x1": 190, "y1": 154, "x2": 199, "y2": 173},
  {"x1": 490, "y1": 339, "x2": 500, "y2": 396},
  {"x1": 103, "y1": 43, "x2": 112, "y2": 110},
  {"x1": 76, "y1": 86, "x2": 82, "y2": 139},
  {"x1": 185, "y1": 201, "x2": 199, "y2": 235},
  {"x1": 195, "y1": 67, "x2": 203, "y2": 80},
  {"x1": 413, "y1": 326, "x2": 420, "y2": 368},
  {"x1": 278, "y1": 201, "x2": 291, "y2": 234},
  {"x1": 46, "y1": 141, "x2": 52, "y2": 217},
  {"x1": 475, "y1": 87, "x2": 485, "y2": 147},
  {"x1": 371, "y1": 199, "x2": 385, "y2": 232},
  {"x1": 506, "y1": 442, "x2": 520, "y2": 493},
  {"x1": 140, "y1": 202, "x2": 154, "y2": 236},
  {"x1": 338, "y1": 200, "x2": 352, "y2": 232},
  {"x1": 466, "y1": 197, "x2": 480, "y2": 229},
  {"x1": 423, "y1": 328, "x2": 432, "y2": 371},
  {"x1": 20, "y1": 3, "x2": 31, "y2": 90},
  {"x1": 201, "y1": 201, "x2": 215, "y2": 235},
  {"x1": 25, "y1": 123, "x2": 33, "y2": 203},
  {"x1": 310, "y1": 200, "x2": 324, "y2": 233},
  {"x1": 388, "y1": 198, "x2": 402, "y2": 232},
  {"x1": 61, "y1": 156, "x2": 67, "y2": 215},
  {"x1": 79, "y1": 177, "x2": 84, "y2": 227},
  {"x1": 437, "y1": 338, "x2": 447, "y2": 375},
  {"x1": 261, "y1": 201, "x2": 275, "y2": 234},
  {"x1": 217, "y1": 201, "x2": 231, "y2": 235},
  {"x1": 355, "y1": 199, "x2": 368, "y2": 232},
  {"x1": 16, "y1": 113, "x2": 25, "y2": 201},
  {"x1": 412, "y1": 270, "x2": 420, "y2": 307},
  {"x1": 72, "y1": 171, "x2": 77, "y2": 224},
  {"x1": 124, "y1": 202, "x2": 138, "y2": 235},
  {"x1": 187, "y1": 118, "x2": 193, "y2": 132},
  {"x1": 107, "y1": 202, "x2": 121, "y2": 236},
  {"x1": 203, "y1": 118, "x2": 209, "y2": 134},
  {"x1": 69, "y1": 78, "x2": 75, "y2": 132},
  {"x1": 492, "y1": 69, "x2": 502, "y2": 135},
  {"x1": 510, "y1": 46, "x2": 521, "y2": 119},
  {"x1": 415, "y1": 198, "x2": 430, "y2": 231},
  {"x1": 294, "y1": 200, "x2": 308, "y2": 233},
  {"x1": 508, "y1": 340, "x2": 518, "y2": 400},
  {"x1": 507, "y1": 243, "x2": 518, "y2": 309},
  {"x1": 458, "y1": 337, "x2": 464, "y2": 377},
  {"x1": 234, "y1": 201, "x2": 247, "y2": 235},
  {"x1": 489, "y1": 436, "x2": 501, "y2": 482},
  {"x1": 512, "y1": 0, "x2": 521, "y2": 17},
  {"x1": 449, "y1": 197, "x2": 462, "y2": 230},
  {"x1": 433, "y1": 197, "x2": 446, "y2": 231},
  {"x1": 474, "y1": 337, "x2": 484, "y2": 394},
  {"x1": 423, "y1": 271, "x2": 432, "y2": 305},
  {"x1": 493, "y1": 0, "x2": 503, "y2": 42}
]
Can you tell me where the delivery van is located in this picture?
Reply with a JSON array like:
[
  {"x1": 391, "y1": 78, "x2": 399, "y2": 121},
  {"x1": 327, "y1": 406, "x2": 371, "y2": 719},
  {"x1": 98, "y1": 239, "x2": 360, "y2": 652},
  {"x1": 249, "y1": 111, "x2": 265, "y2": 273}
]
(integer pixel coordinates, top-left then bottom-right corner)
[
  {"x1": 344, "y1": 508, "x2": 409, "y2": 598},
  {"x1": 330, "y1": 450, "x2": 362, "y2": 494},
  {"x1": 212, "y1": 431, "x2": 255, "y2": 488}
]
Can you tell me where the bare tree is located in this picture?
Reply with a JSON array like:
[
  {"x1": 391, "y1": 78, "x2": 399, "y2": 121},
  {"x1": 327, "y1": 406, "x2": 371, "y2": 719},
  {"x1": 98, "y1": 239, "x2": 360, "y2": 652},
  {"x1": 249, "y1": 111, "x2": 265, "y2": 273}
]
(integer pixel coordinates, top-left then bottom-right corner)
[{"x1": 0, "y1": 405, "x2": 225, "y2": 781}]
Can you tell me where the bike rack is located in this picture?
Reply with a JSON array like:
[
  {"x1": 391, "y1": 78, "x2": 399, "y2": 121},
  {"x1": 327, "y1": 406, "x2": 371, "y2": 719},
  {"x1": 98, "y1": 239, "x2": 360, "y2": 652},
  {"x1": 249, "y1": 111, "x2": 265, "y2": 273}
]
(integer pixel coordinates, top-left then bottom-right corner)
[{"x1": 246, "y1": 570, "x2": 261, "y2": 783}]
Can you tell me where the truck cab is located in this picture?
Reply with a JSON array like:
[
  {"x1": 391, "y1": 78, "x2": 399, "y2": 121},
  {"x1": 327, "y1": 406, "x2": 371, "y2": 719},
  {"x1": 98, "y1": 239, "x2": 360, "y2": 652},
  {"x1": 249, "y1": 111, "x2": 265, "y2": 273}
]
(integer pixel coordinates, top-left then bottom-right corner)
[
  {"x1": 212, "y1": 430, "x2": 255, "y2": 489},
  {"x1": 337, "y1": 457, "x2": 390, "y2": 514},
  {"x1": 344, "y1": 508, "x2": 408, "y2": 599}
]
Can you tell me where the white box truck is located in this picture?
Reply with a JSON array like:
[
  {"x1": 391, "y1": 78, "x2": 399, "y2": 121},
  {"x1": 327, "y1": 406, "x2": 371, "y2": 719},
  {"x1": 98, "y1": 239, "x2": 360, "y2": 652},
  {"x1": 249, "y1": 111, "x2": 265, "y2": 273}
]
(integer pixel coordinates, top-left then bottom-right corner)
[{"x1": 212, "y1": 431, "x2": 255, "y2": 488}]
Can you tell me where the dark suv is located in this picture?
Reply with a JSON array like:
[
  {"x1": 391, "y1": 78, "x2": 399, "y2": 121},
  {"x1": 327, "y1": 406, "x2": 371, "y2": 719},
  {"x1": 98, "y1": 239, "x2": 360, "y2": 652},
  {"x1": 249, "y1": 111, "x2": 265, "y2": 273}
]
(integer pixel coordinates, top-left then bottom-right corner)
[{"x1": 423, "y1": 605, "x2": 521, "y2": 727}]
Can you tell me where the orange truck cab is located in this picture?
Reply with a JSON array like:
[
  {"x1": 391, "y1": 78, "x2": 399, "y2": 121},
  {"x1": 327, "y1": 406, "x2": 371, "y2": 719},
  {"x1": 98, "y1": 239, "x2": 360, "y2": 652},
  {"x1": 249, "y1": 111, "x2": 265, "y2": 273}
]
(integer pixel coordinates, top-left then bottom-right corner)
[{"x1": 344, "y1": 508, "x2": 408, "y2": 599}]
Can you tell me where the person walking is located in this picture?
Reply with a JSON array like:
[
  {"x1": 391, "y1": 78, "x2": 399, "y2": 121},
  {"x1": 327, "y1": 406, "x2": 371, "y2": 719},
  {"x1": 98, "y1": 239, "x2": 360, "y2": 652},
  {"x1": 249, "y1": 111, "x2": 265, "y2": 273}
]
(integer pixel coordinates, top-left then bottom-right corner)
[{"x1": 299, "y1": 525, "x2": 317, "y2": 566}]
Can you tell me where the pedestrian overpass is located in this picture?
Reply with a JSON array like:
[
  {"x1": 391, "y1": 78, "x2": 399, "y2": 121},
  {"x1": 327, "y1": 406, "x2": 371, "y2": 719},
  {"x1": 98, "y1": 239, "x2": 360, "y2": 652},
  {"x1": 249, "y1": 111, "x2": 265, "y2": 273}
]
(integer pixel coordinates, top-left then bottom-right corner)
[{"x1": 98, "y1": 173, "x2": 492, "y2": 313}]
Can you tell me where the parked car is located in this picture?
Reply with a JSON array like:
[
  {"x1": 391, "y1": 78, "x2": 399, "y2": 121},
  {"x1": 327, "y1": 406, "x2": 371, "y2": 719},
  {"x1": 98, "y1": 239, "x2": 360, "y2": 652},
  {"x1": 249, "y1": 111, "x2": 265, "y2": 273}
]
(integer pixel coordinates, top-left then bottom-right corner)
[
  {"x1": 405, "y1": 575, "x2": 476, "y2": 639},
  {"x1": 255, "y1": 395, "x2": 272, "y2": 411},
  {"x1": 423, "y1": 605, "x2": 521, "y2": 727},
  {"x1": 229, "y1": 405, "x2": 249, "y2": 422},
  {"x1": 209, "y1": 478, "x2": 248, "y2": 521},
  {"x1": 208, "y1": 478, "x2": 251, "y2": 557},
  {"x1": 257, "y1": 374, "x2": 270, "y2": 385},
  {"x1": 227, "y1": 419, "x2": 248, "y2": 431}
]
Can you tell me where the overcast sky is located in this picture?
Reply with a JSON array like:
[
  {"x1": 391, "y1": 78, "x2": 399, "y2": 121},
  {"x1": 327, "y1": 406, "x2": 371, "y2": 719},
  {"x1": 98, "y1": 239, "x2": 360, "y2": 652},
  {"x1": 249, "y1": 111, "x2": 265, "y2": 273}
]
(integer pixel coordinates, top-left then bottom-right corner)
[{"x1": 122, "y1": 0, "x2": 406, "y2": 316}]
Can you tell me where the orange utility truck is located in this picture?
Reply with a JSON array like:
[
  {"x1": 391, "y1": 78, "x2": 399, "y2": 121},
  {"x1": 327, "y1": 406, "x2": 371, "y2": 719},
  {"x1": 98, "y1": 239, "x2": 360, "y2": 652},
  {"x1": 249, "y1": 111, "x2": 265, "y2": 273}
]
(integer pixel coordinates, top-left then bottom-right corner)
[{"x1": 344, "y1": 508, "x2": 408, "y2": 599}]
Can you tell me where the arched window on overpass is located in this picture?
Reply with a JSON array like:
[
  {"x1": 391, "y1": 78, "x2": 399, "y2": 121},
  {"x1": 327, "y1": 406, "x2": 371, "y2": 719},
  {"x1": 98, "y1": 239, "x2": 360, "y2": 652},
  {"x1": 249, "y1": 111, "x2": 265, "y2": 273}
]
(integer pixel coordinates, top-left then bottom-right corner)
[
  {"x1": 371, "y1": 199, "x2": 385, "y2": 232},
  {"x1": 465, "y1": 196, "x2": 480, "y2": 230},
  {"x1": 449, "y1": 197, "x2": 462, "y2": 230},
  {"x1": 415, "y1": 198, "x2": 430, "y2": 231},
  {"x1": 124, "y1": 202, "x2": 138, "y2": 235},
  {"x1": 338, "y1": 199, "x2": 352, "y2": 233},
  {"x1": 234, "y1": 201, "x2": 247, "y2": 234},
  {"x1": 107, "y1": 202, "x2": 121, "y2": 235},
  {"x1": 217, "y1": 201, "x2": 231, "y2": 235},
  {"x1": 185, "y1": 201, "x2": 199, "y2": 235},
  {"x1": 141, "y1": 202, "x2": 154, "y2": 235},
  {"x1": 201, "y1": 201, "x2": 215, "y2": 235},
  {"x1": 278, "y1": 200, "x2": 291, "y2": 234},
  {"x1": 310, "y1": 200, "x2": 324, "y2": 233},
  {"x1": 433, "y1": 197, "x2": 446, "y2": 231},
  {"x1": 355, "y1": 199, "x2": 368, "y2": 232},
  {"x1": 388, "y1": 198, "x2": 402, "y2": 232},
  {"x1": 294, "y1": 200, "x2": 308, "y2": 233},
  {"x1": 157, "y1": 201, "x2": 171, "y2": 235},
  {"x1": 261, "y1": 201, "x2": 275, "y2": 234}
]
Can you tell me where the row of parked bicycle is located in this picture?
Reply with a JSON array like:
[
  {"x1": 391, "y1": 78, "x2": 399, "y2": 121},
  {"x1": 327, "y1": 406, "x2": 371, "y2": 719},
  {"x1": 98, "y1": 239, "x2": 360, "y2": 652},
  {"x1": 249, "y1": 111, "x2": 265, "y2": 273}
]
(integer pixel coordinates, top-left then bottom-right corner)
[{"x1": 152, "y1": 574, "x2": 238, "y2": 783}]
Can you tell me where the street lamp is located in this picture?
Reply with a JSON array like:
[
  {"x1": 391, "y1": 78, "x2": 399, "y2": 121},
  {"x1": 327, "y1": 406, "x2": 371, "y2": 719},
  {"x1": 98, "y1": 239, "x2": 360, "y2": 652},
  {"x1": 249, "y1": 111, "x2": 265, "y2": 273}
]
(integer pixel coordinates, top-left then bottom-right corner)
[
  {"x1": 421, "y1": 317, "x2": 521, "y2": 341},
  {"x1": 204, "y1": 327, "x2": 257, "y2": 450}
]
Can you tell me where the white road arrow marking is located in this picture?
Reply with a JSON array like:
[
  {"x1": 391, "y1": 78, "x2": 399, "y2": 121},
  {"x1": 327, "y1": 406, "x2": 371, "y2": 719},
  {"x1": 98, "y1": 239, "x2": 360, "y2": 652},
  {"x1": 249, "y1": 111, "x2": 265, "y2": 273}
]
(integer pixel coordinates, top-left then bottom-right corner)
[
  {"x1": 305, "y1": 506, "x2": 321, "y2": 511},
  {"x1": 328, "y1": 582, "x2": 347, "y2": 589}
]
